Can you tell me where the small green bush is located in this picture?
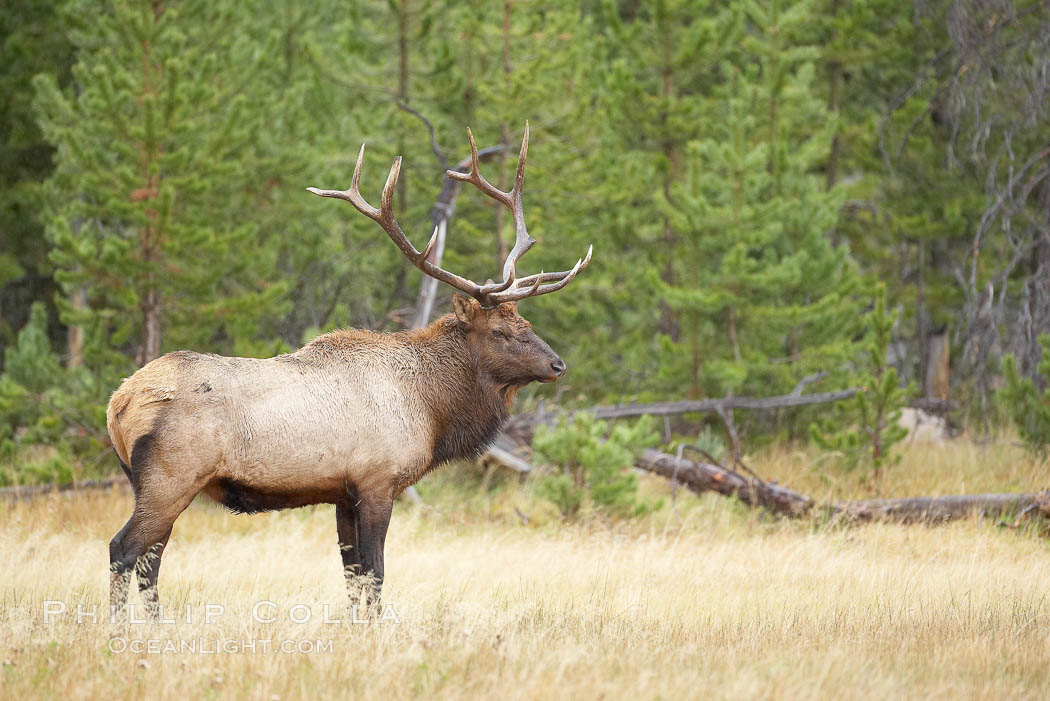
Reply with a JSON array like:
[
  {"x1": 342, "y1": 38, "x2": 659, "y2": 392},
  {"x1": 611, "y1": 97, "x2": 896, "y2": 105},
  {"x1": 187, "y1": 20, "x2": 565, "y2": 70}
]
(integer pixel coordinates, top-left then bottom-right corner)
[
  {"x1": 0, "y1": 302, "x2": 115, "y2": 486},
  {"x1": 1000, "y1": 334, "x2": 1050, "y2": 453},
  {"x1": 532, "y1": 413, "x2": 662, "y2": 519}
]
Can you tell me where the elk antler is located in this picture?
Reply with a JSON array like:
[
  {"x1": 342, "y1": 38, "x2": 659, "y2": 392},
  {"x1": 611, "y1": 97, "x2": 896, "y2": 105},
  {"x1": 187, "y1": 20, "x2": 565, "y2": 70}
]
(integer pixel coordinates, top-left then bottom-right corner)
[{"x1": 307, "y1": 122, "x2": 592, "y2": 308}]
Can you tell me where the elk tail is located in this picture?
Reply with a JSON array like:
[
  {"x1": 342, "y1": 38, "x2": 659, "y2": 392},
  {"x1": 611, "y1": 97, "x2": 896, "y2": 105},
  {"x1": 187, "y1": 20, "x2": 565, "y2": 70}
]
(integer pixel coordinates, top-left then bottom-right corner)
[{"x1": 106, "y1": 388, "x2": 133, "y2": 470}]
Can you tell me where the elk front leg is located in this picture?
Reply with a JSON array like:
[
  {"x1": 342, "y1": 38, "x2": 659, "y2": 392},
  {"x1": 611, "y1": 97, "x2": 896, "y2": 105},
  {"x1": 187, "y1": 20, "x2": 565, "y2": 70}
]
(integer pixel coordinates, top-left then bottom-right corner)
[{"x1": 354, "y1": 496, "x2": 393, "y2": 608}]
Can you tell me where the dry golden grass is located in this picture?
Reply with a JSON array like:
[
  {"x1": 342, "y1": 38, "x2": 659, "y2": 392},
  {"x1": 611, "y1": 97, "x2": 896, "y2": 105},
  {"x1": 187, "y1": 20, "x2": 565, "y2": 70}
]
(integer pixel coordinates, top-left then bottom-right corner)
[
  {"x1": 750, "y1": 430, "x2": 1050, "y2": 501},
  {"x1": 2, "y1": 438, "x2": 1049, "y2": 700}
]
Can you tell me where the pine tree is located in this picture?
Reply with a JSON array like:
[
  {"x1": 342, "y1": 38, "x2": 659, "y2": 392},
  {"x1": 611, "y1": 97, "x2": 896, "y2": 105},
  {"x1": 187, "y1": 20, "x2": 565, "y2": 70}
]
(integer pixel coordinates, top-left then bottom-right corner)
[
  {"x1": 533, "y1": 413, "x2": 661, "y2": 519},
  {"x1": 810, "y1": 282, "x2": 912, "y2": 477},
  {"x1": 657, "y1": 0, "x2": 860, "y2": 401},
  {"x1": 567, "y1": 0, "x2": 739, "y2": 401},
  {"x1": 0, "y1": 0, "x2": 72, "y2": 353},
  {"x1": 34, "y1": 0, "x2": 298, "y2": 367}
]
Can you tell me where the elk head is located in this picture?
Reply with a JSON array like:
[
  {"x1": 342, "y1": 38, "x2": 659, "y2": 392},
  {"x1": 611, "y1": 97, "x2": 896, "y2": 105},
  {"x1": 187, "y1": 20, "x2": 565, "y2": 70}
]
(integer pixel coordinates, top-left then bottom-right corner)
[
  {"x1": 307, "y1": 123, "x2": 591, "y2": 388},
  {"x1": 451, "y1": 296, "x2": 565, "y2": 385}
]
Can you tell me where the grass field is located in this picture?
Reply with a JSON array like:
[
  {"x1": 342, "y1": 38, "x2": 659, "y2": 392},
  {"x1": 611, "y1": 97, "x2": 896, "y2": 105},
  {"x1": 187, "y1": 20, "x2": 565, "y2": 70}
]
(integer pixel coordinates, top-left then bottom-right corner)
[{"x1": 2, "y1": 438, "x2": 1049, "y2": 700}]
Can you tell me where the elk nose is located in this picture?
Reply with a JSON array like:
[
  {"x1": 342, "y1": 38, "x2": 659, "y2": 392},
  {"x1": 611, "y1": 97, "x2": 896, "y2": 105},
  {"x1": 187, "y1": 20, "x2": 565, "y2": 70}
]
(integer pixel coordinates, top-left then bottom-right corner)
[{"x1": 550, "y1": 358, "x2": 566, "y2": 377}]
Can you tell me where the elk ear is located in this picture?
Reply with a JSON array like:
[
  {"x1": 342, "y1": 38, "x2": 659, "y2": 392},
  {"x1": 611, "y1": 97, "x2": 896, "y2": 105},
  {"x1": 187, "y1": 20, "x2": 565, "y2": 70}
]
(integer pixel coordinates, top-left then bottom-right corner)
[{"x1": 451, "y1": 294, "x2": 480, "y2": 326}]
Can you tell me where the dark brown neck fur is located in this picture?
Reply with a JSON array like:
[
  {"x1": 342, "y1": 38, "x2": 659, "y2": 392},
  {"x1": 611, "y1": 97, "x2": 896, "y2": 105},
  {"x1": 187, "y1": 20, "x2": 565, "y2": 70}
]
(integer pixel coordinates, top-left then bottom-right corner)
[
  {"x1": 295, "y1": 315, "x2": 520, "y2": 469},
  {"x1": 409, "y1": 316, "x2": 514, "y2": 467}
]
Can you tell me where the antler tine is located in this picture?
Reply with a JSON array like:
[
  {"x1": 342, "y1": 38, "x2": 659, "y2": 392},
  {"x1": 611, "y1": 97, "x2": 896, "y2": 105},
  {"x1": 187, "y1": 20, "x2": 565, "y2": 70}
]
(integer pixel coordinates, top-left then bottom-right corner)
[
  {"x1": 446, "y1": 128, "x2": 511, "y2": 207},
  {"x1": 446, "y1": 124, "x2": 537, "y2": 289},
  {"x1": 380, "y1": 155, "x2": 401, "y2": 220},
  {"x1": 478, "y1": 275, "x2": 517, "y2": 295},
  {"x1": 501, "y1": 122, "x2": 536, "y2": 284},
  {"x1": 505, "y1": 269, "x2": 574, "y2": 289},
  {"x1": 487, "y1": 245, "x2": 592, "y2": 304},
  {"x1": 501, "y1": 242, "x2": 596, "y2": 289},
  {"x1": 345, "y1": 143, "x2": 375, "y2": 217},
  {"x1": 310, "y1": 126, "x2": 592, "y2": 311},
  {"x1": 308, "y1": 143, "x2": 484, "y2": 301},
  {"x1": 512, "y1": 121, "x2": 529, "y2": 199},
  {"x1": 466, "y1": 128, "x2": 483, "y2": 193},
  {"x1": 306, "y1": 144, "x2": 380, "y2": 219}
]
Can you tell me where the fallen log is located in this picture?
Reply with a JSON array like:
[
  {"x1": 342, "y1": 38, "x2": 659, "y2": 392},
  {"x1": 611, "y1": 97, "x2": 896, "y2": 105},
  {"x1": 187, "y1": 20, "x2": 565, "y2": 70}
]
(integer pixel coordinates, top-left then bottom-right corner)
[
  {"x1": 634, "y1": 449, "x2": 814, "y2": 517},
  {"x1": 835, "y1": 493, "x2": 1050, "y2": 524},
  {"x1": 633, "y1": 448, "x2": 1050, "y2": 525},
  {"x1": 486, "y1": 440, "x2": 533, "y2": 474}
]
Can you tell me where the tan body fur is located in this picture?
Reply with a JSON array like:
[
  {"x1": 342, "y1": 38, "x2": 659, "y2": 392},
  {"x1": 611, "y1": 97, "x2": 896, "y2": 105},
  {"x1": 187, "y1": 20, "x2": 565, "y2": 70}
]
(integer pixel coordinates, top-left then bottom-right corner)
[{"x1": 109, "y1": 325, "x2": 451, "y2": 510}]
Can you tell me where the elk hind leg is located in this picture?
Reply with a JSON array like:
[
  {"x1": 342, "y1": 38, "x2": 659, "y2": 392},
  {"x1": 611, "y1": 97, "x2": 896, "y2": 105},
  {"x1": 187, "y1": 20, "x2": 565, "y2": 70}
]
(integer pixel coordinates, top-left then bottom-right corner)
[
  {"x1": 110, "y1": 485, "x2": 199, "y2": 620},
  {"x1": 136, "y1": 529, "x2": 172, "y2": 618}
]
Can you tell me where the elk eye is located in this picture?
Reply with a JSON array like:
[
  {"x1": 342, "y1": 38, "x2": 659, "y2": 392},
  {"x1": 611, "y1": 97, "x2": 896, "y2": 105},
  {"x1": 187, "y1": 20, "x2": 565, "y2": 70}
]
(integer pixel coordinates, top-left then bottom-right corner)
[{"x1": 492, "y1": 330, "x2": 509, "y2": 341}]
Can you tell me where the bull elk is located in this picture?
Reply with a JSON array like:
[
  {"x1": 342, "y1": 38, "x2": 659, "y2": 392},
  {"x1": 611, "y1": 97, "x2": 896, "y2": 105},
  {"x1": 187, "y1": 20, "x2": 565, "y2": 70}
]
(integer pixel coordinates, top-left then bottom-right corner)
[{"x1": 106, "y1": 124, "x2": 592, "y2": 614}]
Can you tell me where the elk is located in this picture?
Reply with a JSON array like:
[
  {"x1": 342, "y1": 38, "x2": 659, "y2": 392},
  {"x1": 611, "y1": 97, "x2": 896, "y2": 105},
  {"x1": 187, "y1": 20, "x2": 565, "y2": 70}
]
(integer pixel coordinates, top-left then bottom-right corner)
[{"x1": 105, "y1": 124, "x2": 591, "y2": 615}]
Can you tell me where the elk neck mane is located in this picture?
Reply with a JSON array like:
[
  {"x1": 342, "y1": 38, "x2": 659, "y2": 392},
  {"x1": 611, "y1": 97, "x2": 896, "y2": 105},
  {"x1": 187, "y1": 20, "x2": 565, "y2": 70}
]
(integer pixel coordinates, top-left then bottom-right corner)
[{"x1": 294, "y1": 314, "x2": 515, "y2": 469}]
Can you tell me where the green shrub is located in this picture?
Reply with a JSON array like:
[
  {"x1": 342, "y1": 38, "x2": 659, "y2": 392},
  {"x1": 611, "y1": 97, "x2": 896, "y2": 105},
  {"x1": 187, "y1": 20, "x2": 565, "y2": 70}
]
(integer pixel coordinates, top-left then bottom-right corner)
[
  {"x1": 1000, "y1": 334, "x2": 1050, "y2": 453},
  {"x1": 532, "y1": 413, "x2": 661, "y2": 519},
  {"x1": 0, "y1": 302, "x2": 115, "y2": 486}
]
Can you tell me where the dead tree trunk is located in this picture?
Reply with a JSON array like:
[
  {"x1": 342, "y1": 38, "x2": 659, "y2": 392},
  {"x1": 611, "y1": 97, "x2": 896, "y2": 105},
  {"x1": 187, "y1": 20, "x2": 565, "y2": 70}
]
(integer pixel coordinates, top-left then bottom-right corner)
[
  {"x1": 835, "y1": 493, "x2": 1048, "y2": 524},
  {"x1": 635, "y1": 449, "x2": 814, "y2": 516},
  {"x1": 632, "y1": 448, "x2": 1049, "y2": 525},
  {"x1": 924, "y1": 326, "x2": 950, "y2": 401}
]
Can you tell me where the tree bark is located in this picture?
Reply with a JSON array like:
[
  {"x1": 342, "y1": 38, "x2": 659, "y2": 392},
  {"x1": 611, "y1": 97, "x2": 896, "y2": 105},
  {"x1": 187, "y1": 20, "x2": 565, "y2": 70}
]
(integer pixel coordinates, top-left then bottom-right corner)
[
  {"x1": 66, "y1": 287, "x2": 86, "y2": 369},
  {"x1": 925, "y1": 326, "x2": 950, "y2": 400},
  {"x1": 137, "y1": 285, "x2": 161, "y2": 366}
]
